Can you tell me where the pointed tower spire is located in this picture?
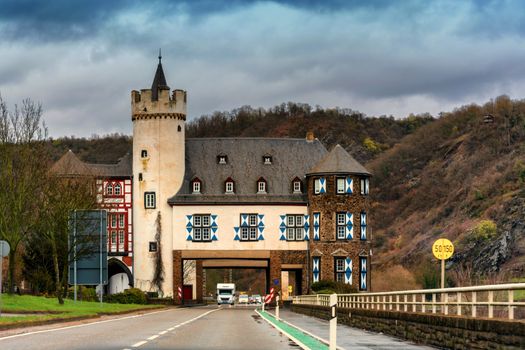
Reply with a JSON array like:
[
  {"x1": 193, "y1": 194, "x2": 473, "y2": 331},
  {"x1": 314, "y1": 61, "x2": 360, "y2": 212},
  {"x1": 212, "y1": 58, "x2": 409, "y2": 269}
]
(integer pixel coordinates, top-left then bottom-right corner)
[{"x1": 151, "y1": 48, "x2": 169, "y2": 101}]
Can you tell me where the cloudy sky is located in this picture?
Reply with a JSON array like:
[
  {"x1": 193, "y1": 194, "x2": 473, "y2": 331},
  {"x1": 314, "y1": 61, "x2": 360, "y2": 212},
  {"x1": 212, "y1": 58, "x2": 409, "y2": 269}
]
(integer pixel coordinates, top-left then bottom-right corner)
[{"x1": 1, "y1": 0, "x2": 525, "y2": 137}]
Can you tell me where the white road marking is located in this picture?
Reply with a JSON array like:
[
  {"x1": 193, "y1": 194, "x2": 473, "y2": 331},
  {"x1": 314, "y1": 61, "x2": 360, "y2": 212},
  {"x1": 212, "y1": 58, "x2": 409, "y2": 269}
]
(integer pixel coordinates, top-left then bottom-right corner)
[
  {"x1": 167, "y1": 327, "x2": 175, "y2": 331},
  {"x1": 126, "y1": 308, "x2": 220, "y2": 349},
  {"x1": 0, "y1": 308, "x2": 175, "y2": 341},
  {"x1": 131, "y1": 340, "x2": 147, "y2": 347}
]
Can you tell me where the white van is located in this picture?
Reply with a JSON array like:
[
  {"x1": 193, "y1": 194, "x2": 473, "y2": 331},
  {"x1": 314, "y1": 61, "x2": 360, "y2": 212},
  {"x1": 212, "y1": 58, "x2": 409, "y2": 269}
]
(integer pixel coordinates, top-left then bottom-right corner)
[{"x1": 217, "y1": 283, "x2": 235, "y2": 305}]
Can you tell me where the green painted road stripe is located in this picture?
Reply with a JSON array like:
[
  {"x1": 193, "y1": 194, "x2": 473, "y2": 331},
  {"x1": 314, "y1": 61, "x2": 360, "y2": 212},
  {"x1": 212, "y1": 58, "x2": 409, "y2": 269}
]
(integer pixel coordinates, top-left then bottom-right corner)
[{"x1": 258, "y1": 310, "x2": 328, "y2": 350}]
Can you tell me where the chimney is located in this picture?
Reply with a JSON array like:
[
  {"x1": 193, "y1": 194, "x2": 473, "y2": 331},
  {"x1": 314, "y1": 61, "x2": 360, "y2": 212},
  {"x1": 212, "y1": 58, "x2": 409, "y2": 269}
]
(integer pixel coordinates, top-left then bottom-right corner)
[{"x1": 306, "y1": 131, "x2": 315, "y2": 142}]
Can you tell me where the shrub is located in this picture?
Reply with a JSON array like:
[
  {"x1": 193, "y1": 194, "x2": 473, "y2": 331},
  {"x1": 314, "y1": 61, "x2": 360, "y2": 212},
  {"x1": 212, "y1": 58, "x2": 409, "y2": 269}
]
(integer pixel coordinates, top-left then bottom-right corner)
[
  {"x1": 67, "y1": 286, "x2": 98, "y2": 302},
  {"x1": 472, "y1": 220, "x2": 497, "y2": 240},
  {"x1": 311, "y1": 280, "x2": 357, "y2": 294},
  {"x1": 105, "y1": 288, "x2": 147, "y2": 304},
  {"x1": 363, "y1": 137, "x2": 382, "y2": 153}
]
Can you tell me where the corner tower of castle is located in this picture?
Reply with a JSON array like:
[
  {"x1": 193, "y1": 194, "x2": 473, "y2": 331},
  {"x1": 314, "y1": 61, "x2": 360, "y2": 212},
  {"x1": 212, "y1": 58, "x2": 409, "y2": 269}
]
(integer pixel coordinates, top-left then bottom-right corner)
[{"x1": 132, "y1": 54, "x2": 186, "y2": 297}]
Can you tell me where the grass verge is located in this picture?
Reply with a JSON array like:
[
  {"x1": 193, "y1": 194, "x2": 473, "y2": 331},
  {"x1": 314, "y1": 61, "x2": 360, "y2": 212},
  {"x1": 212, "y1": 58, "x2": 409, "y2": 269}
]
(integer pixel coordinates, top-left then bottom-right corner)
[{"x1": 0, "y1": 294, "x2": 163, "y2": 328}]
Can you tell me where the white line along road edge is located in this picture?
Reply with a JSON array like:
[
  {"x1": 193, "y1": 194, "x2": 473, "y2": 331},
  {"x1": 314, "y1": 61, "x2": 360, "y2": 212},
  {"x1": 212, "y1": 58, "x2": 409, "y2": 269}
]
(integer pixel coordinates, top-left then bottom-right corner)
[{"x1": 0, "y1": 308, "x2": 174, "y2": 341}]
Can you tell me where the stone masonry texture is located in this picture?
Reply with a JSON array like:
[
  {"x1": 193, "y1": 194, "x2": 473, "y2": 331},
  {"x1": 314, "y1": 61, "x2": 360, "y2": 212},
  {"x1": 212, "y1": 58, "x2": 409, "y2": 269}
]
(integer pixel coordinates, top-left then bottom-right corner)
[
  {"x1": 307, "y1": 174, "x2": 372, "y2": 291},
  {"x1": 292, "y1": 304, "x2": 525, "y2": 349}
]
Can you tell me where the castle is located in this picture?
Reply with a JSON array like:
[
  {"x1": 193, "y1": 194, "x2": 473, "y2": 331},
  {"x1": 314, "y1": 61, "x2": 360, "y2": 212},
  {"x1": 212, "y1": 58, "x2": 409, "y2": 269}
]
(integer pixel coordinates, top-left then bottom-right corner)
[
  {"x1": 132, "y1": 56, "x2": 372, "y2": 300},
  {"x1": 55, "y1": 57, "x2": 372, "y2": 300}
]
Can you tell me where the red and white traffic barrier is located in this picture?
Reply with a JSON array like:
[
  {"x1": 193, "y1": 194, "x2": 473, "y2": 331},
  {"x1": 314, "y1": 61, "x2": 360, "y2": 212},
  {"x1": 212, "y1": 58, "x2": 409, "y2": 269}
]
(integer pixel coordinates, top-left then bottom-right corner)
[{"x1": 264, "y1": 287, "x2": 275, "y2": 304}]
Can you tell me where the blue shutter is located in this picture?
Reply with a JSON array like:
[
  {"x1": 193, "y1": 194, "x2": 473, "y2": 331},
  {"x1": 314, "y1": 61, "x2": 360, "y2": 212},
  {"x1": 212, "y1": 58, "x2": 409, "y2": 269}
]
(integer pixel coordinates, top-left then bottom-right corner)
[
  {"x1": 345, "y1": 176, "x2": 353, "y2": 194},
  {"x1": 313, "y1": 257, "x2": 320, "y2": 283},
  {"x1": 211, "y1": 215, "x2": 218, "y2": 241},
  {"x1": 303, "y1": 215, "x2": 310, "y2": 241},
  {"x1": 233, "y1": 227, "x2": 240, "y2": 241},
  {"x1": 186, "y1": 215, "x2": 193, "y2": 241},
  {"x1": 258, "y1": 214, "x2": 265, "y2": 240},
  {"x1": 241, "y1": 214, "x2": 248, "y2": 227},
  {"x1": 360, "y1": 257, "x2": 367, "y2": 290},
  {"x1": 319, "y1": 177, "x2": 326, "y2": 193},
  {"x1": 344, "y1": 257, "x2": 352, "y2": 285},
  {"x1": 279, "y1": 215, "x2": 287, "y2": 240},
  {"x1": 345, "y1": 212, "x2": 353, "y2": 239},
  {"x1": 360, "y1": 212, "x2": 367, "y2": 240},
  {"x1": 313, "y1": 213, "x2": 320, "y2": 240}
]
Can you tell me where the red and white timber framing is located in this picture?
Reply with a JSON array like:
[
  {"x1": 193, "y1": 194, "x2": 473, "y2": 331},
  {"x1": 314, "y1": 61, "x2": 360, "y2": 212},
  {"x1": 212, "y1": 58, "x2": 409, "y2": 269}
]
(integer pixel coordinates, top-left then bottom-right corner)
[{"x1": 96, "y1": 178, "x2": 133, "y2": 268}]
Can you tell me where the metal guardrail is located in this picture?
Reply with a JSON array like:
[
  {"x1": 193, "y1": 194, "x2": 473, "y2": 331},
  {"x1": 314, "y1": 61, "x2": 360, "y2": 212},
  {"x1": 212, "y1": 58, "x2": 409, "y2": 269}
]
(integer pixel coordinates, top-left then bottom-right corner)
[{"x1": 292, "y1": 283, "x2": 525, "y2": 320}]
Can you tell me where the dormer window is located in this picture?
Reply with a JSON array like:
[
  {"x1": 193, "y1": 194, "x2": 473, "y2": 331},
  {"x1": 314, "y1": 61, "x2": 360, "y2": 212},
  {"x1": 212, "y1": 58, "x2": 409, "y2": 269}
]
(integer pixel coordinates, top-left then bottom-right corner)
[
  {"x1": 225, "y1": 177, "x2": 235, "y2": 194},
  {"x1": 263, "y1": 155, "x2": 272, "y2": 165},
  {"x1": 191, "y1": 178, "x2": 202, "y2": 194},
  {"x1": 141, "y1": 150, "x2": 148, "y2": 158},
  {"x1": 257, "y1": 177, "x2": 267, "y2": 193},
  {"x1": 217, "y1": 155, "x2": 228, "y2": 164},
  {"x1": 292, "y1": 178, "x2": 302, "y2": 193}
]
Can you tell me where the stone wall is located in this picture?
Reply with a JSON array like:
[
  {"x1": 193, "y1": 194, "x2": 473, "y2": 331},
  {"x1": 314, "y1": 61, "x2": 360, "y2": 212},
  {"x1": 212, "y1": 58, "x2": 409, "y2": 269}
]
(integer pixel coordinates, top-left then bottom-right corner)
[{"x1": 291, "y1": 304, "x2": 525, "y2": 350}]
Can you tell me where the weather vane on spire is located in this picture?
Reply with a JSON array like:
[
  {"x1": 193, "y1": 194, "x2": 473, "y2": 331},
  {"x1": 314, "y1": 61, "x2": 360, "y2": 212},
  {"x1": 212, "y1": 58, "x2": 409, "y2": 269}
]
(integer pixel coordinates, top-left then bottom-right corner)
[{"x1": 158, "y1": 48, "x2": 162, "y2": 63}]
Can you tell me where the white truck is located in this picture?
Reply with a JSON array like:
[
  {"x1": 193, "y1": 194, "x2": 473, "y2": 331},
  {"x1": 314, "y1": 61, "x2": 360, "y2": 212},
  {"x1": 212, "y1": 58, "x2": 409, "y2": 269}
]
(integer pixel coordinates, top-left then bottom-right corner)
[{"x1": 216, "y1": 283, "x2": 236, "y2": 305}]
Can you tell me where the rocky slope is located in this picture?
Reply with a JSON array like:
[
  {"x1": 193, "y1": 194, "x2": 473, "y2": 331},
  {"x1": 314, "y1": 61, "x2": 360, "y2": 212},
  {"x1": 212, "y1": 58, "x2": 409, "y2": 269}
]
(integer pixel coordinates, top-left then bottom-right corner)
[{"x1": 368, "y1": 95, "x2": 525, "y2": 288}]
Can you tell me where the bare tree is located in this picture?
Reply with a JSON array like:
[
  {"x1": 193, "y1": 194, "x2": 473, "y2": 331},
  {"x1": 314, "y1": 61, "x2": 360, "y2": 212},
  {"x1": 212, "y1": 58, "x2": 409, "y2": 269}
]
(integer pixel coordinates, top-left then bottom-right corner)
[
  {"x1": 36, "y1": 174, "x2": 96, "y2": 304},
  {"x1": 0, "y1": 94, "x2": 47, "y2": 294}
]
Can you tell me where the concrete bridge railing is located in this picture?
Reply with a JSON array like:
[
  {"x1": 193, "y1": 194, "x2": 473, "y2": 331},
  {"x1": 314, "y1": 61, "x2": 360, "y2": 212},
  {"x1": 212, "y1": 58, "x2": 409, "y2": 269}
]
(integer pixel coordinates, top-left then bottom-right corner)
[{"x1": 293, "y1": 282, "x2": 525, "y2": 320}]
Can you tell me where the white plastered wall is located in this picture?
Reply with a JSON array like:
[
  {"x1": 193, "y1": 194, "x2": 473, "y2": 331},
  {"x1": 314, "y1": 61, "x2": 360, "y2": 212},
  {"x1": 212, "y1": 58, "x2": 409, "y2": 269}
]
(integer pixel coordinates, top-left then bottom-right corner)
[
  {"x1": 172, "y1": 205, "x2": 308, "y2": 251},
  {"x1": 133, "y1": 116, "x2": 184, "y2": 297}
]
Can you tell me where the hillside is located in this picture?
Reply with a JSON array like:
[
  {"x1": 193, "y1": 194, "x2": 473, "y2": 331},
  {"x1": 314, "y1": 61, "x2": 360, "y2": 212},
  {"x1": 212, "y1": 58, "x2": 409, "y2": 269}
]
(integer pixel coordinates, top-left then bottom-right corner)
[
  {"x1": 47, "y1": 133, "x2": 132, "y2": 163},
  {"x1": 368, "y1": 95, "x2": 525, "y2": 290},
  {"x1": 186, "y1": 102, "x2": 433, "y2": 164}
]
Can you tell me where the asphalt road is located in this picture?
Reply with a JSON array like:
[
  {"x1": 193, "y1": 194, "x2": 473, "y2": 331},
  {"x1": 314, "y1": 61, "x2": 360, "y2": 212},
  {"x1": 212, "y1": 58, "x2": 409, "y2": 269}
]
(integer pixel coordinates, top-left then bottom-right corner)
[{"x1": 0, "y1": 306, "x2": 296, "y2": 350}]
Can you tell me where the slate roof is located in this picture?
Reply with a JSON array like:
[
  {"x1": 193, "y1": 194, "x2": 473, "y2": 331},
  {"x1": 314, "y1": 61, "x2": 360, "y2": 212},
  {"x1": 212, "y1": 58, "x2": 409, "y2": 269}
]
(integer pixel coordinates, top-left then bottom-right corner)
[
  {"x1": 308, "y1": 144, "x2": 371, "y2": 176},
  {"x1": 51, "y1": 150, "x2": 132, "y2": 178},
  {"x1": 168, "y1": 138, "x2": 328, "y2": 204},
  {"x1": 151, "y1": 56, "x2": 169, "y2": 101}
]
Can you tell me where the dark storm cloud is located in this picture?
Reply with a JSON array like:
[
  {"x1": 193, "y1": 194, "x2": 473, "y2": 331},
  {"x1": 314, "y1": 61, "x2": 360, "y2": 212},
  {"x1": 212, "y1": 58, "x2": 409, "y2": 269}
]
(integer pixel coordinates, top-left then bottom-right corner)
[
  {"x1": 2, "y1": 0, "x2": 525, "y2": 137},
  {"x1": 0, "y1": 0, "x2": 137, "y2": 40}
]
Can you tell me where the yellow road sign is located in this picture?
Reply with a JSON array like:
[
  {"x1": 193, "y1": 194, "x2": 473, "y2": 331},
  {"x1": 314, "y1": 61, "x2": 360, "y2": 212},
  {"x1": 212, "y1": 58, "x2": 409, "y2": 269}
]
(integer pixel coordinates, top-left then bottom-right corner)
[{"x1": 432, "y1": 238, "x2": 454, "y2": 260}]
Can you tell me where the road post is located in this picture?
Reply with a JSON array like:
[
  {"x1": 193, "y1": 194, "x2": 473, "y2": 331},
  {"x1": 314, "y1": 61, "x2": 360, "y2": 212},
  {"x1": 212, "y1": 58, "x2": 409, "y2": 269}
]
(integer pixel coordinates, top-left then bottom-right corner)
[
  {"x1": 0, "y1": 240, "x2": 11, "y2": 317},
  {"x1": 329, "y1": 293, "x2": 337, "y2": 350},
  {"x1": 276, "y1": 295, "x2": 280, "y2": 320}
]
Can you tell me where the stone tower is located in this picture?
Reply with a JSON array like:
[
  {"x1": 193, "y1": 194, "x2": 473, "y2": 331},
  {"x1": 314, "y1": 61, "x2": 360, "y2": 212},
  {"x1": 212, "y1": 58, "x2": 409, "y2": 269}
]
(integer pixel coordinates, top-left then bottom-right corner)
[
  {"x1": 132, "y1": 54, "x2": 186, "y2": 297},
  {"x1": 306, "y1": 145, "x2": 372, "y2": 291}
]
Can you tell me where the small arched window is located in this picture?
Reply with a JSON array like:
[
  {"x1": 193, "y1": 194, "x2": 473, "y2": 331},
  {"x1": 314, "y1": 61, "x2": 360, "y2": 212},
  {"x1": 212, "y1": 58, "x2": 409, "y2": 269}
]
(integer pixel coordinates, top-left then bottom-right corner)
[
  {"x1": 263, "y1": 155, "x2": 272, "y2": 165},
  {"x1": 225, "y1": 177, "x2": 235, "y2": 194},
  {"x1": 106, "y1": 183, "x2": 113, "y2": 195},
  {"x1": 257, "y1": 177, "x2": 267, "y2": 193},
  {"x1": 141, "y1": 150, "x2": 148, "y2": 158},
  {"x1": 114, "y1": 183, "x2": 122, "y2": 196},
  {"x1": 292, "y1": 177, "x2": 302, "y2": 193},
  {"x1": 217, "y1": 154, "x2": 228, "y2": 164},
  {"x1": 191, "y1": 178, "x2": 202, "y2": 194}
]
